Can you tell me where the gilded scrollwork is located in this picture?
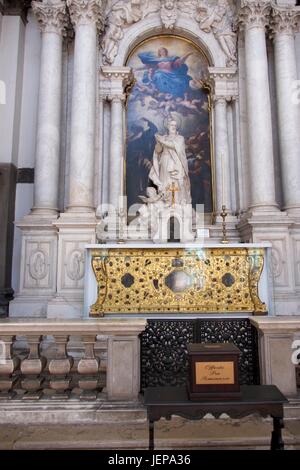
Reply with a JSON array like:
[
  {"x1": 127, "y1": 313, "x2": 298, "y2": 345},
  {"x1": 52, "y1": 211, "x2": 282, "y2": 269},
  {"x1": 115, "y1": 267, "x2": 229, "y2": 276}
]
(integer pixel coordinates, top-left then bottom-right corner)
[
  {"x1": 247, "y1": 248, "x2": 267, "y2": 315},
  {"x1": 90, "y1": 247, "x2": 267, "y2": 316}
]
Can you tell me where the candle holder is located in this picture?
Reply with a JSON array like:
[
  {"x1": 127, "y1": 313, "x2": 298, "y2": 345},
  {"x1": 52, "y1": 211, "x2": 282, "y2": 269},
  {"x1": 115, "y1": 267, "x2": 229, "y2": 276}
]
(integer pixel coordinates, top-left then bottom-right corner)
[{"x1": 220, "y1": 205, "x2": 229, "y2": 244}]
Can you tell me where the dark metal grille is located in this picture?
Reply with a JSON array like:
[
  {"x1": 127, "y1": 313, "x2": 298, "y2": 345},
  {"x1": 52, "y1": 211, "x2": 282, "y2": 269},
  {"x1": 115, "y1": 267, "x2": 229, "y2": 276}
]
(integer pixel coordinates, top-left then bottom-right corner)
[{"x1": 140, "y1": 318, "x2": 260, "y2": 390}]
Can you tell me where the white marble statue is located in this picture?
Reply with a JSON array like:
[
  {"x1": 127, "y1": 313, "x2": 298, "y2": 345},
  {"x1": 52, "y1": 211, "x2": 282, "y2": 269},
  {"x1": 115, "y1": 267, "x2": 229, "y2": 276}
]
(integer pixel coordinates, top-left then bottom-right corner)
[{"x1": 149, "y1": 119, "x2": 192, "y2": 207}]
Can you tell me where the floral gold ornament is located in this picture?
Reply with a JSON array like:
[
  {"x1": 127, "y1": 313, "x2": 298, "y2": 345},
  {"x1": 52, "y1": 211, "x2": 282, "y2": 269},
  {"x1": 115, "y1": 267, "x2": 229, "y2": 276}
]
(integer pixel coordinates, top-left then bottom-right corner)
[{"x1": 90, "y1": 247, "x2": 267, "y2": 316}]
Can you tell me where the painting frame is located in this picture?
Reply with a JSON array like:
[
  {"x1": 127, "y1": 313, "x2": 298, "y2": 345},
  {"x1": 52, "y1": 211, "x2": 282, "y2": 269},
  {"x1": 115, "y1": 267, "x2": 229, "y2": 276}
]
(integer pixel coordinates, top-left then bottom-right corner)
[{"x1": 125, "y1": 34, "x2": 215, "y2": 221}]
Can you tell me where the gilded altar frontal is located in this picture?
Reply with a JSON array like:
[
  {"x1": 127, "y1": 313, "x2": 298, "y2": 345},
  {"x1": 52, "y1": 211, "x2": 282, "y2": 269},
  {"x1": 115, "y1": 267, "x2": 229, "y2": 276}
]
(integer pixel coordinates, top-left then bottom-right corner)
[{"x1": 90, "y1": 247, "x2": 267, "y2": 315}]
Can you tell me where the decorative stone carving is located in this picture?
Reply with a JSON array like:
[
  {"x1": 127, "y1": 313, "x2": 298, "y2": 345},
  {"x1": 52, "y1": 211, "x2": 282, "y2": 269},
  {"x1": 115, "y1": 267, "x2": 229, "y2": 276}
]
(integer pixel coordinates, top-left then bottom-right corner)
[
  {"x1": 270, "y1": 6, "x2": 300, "y2": 37},
  {"x1": 24, "y1": 241, "x2": 53, "y2": 290},
  {"x1": 32, "y1": 0, "x2": 68, "y2": 35},
  {"x1": 58, "y1": 237, "x2": 92, "y2": 292},
  {"x1": 66, "y1": 250, "x2": 85, "y2": 282},
  {"x1": 102, "y1": 0, "x2": 237, "y2": 65},
  {"x1": 161, "y1": 0, "x2": 178, "y2": 29},
  {"x1": 29, "y1": 250, "x2": 48, "y2": 282},
  {"x1": 238, "y1": 0, "x2": 271, "y2": 30},
  {"x1": 271, "y1": 246, "x2": 284, "y2": 279},
  {"x1": 102, "y1": 0, "x2": 160, "y2": 65},
  {"x1": 193, "y1": 0, "x2": 237, "y2": 66},
  {"x1": 67, "y1": 0, "x2": 105, "y2": 31},
  {"x1": 293, "y1": 237, "x2": 300, "y2": 288}
]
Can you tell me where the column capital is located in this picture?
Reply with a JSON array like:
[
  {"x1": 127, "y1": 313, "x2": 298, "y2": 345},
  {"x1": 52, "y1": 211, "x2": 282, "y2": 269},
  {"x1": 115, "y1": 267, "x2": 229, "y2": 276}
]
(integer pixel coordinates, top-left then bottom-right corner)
[
  {"x1": 101, "y1": 66, "x2": 135, "y2": 101},
  {"x1": 67, "y1": 0, "x2": 105, "y2": 32},
  {"x1": 108, "y1": 94, "x2": 126, "y2": 103},
  {"x1": 238, "y1": 0, "x2": 271, "y2": 31},
  {"x1": 101, "y1": 66, "x2": 134, "y2": 83},
  {"x1": 208, "y1": 67, "x2": 238, "y2": 95},
  {"x1": 270, "y1": 6, "x2": 300, "y2": 37},
  {"x1": 212, "y1": 95, "x2": 227, "y2": 106},
  {"x1": 32, "y1": 1, "x2": 68, "y2": 35}
]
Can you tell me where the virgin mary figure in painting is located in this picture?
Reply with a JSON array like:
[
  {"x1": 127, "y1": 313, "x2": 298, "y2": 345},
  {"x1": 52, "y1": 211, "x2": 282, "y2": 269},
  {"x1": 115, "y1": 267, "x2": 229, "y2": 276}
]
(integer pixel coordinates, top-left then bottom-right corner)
[
  {"x1": 149, "y1": 119, "x2": 191, "y2": 206},
  {"x1": 138, "y1": 47, "x2": 193, "y2": 97}
]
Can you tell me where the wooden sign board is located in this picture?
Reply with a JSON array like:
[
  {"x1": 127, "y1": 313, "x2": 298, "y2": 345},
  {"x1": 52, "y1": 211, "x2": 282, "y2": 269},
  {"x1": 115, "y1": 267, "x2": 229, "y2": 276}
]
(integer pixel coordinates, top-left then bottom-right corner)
[{"x1": 187, "y1": 343, "x2": 241, "y2": 400}]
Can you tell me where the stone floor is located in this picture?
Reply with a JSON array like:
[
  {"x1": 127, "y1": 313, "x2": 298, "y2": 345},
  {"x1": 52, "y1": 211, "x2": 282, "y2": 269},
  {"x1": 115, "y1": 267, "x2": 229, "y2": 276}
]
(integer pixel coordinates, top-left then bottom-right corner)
[{"x1": 1, "y1": 415, "x2": 300, "y2": 450}]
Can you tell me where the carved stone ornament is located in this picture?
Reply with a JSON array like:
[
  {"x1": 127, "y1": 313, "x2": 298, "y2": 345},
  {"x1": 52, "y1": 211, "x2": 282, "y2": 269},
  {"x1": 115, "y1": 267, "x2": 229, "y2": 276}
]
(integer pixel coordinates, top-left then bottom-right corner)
[
  {"x1": 66, "y1": 250, "x2": 85, "y2": 282},
  {"x1": 32, "y1": 0, "x2": 68, "y2": 35},
  {"x1": 192, "y1": 0, "x2": 237, "y2": 66},
  {"x1": 29, "y1": 249, "x2": 48, "y2": 281},
  {"x1": 67, "y1": 0, "x2": 105, "y2": 32},
  {"x1": 238, "y1": 0, "x2": 271, "y2": 31},
  {"x1": 160, "y1": 0, "x2": 178, "y2": 29},
  {"x1": 102, "y1": 0, "x2": 160, "y2": 65},
  {"x1": 102, "y1": 0, "x2": 237, "y2": 67},
  {"x1": 270, "y1": 6, "x2": 300, "y2": 37}
]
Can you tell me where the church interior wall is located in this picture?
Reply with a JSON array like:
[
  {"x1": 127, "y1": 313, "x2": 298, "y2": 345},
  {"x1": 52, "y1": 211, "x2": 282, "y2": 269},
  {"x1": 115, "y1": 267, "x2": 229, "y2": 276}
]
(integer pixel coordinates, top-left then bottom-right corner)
[
  {"x1": 0, "y1": 13, "x2": 26, "y2": 313},
  {"x1": 0, "y1": 15, "x2": 25, "y2": 167},
  {"x1": 16, "y1": 11, "x2": 40, "y2": 171},
  {"x1": 9, "y1": 12, "x2": 40, "y2": 294}
]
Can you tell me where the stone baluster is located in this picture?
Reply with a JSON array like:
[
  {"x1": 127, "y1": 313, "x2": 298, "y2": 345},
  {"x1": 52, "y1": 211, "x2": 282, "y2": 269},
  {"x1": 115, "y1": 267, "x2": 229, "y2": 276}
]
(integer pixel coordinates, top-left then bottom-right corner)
[
  {"x1": 270, "y1": 6, "x2": 300, "y2": 215},
  {"x1": 238, "y1": 0, "x2": 278, "y2": 212},
  {"x1": 0, "y1": 335, "x2": 18, "y2": 398},
  {"x1": 77, "y1": 334, "x2": 100, "y2": 399},
  {"x1": 31, "y1": 1, "x2": 68, "y2": 215},
  {"x1": 20, "y1": 335, "x2": 46, "y2": 399},
  {"x1": 66, "y1": 0, "x2": 105, "y2": 212},
  {"x1": 48, "y1": 335, "x2": 73, "y2": 397}
]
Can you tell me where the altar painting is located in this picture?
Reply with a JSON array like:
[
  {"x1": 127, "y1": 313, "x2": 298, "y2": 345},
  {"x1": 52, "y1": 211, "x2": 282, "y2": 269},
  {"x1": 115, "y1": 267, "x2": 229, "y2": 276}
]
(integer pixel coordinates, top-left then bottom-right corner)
[{"x1": 126, "y1": 36, "x2": 212, "y2": 213}]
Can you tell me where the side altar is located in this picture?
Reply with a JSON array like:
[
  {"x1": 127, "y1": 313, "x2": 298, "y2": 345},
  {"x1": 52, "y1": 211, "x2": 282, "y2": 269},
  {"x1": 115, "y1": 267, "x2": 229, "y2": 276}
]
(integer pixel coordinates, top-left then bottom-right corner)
[{"x1": 84, "y1": 243, "x2": 273, "y2": 317}]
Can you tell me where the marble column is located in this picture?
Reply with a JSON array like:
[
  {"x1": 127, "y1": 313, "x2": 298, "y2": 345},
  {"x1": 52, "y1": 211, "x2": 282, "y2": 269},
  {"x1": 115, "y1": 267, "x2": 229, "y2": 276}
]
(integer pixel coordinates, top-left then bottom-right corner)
[
  {"x1": 109, "y1": 95, "x2": 125, "y2": 210},
  {"x1": 238, "y1": 1, "x2": 278, "y2": 211},
  {"x1": 213, "y1": 96, "x2": 231, "y2": 213},
  {"x1": 31, "y1": 1, "x2": 68, "y2": 215},
  {"x1": 67, "y1": 0, "x2": 105, "y2": 212},
  {"x1": 270, "y1": 6, "x2": 300, "y2": 214},
  {"x1": 101, "y1": 67, "x2": 134, "y2": 212}
]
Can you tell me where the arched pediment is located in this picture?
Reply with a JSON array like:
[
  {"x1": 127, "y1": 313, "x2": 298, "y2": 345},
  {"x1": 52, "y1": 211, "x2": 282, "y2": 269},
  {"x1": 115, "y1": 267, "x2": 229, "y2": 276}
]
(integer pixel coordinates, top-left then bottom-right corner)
[{"x1": 101, "y1": 0, "x2": 237, "y2": 68}]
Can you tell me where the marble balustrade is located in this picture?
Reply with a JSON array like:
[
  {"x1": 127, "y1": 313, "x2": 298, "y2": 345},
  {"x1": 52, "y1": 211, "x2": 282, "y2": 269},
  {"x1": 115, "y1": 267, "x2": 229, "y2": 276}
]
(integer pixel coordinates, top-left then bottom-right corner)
[{"x1": 0, "y1": 319, "x2": 146, "y2": 401}]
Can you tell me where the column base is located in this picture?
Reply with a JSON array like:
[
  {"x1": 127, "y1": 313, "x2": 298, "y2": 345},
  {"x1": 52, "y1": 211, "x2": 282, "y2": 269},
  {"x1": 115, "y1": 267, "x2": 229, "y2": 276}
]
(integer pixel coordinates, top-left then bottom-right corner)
[
  {"x1": 51, "y1": 211, "x2": 97, "y2": 320},
  {"x1": 9, "y1": 296, "x2": 49, "y2": 318},
  {"x1": 17, "y1": 212, "x2": 59, "y2": 228},
  {"x1": 237, "y1": 211, "x2": 300, "y2": 316},
  {"x1": 285, "y1": 206, "x2": 300, "y2": 218},
  {"x1": 47, "y1": 296, "x2": 84, "y2": 320},
  {"x1": 66, "y1": 206, "x2": 95, "y2": 214},
  {"x1": 250, "y1": 317, "x2": 300, "y2": 397},
  {"x1": 9, "y1": 213, "x2": 59, "y2": 319},
  {"x1": 247, "y1": 204, "x2": 280, "y2": 216},
  {"x1": 30, "y1": 207, "x2": 59, "y2": 216}
]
